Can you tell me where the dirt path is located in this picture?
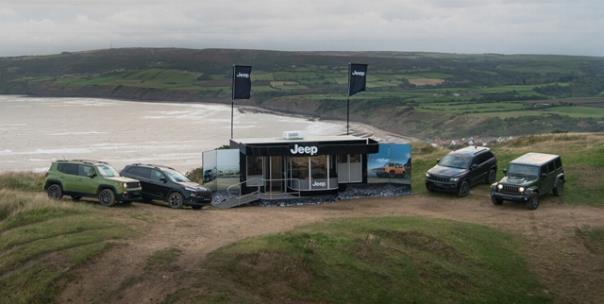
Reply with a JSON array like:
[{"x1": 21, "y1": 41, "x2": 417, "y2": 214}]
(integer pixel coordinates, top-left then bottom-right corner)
[{"x1": 59, "y1": 189, "x2": 604, "y2": 304}]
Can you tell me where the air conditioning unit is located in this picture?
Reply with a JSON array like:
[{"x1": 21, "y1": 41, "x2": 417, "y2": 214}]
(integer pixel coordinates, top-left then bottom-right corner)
[{"x1": 282, "y1": 131, "x2": 304, "y2": 140}]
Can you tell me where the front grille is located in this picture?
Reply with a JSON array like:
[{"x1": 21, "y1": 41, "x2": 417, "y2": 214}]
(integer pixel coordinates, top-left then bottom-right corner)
[
  {"x1": 126, "y1": 182, "x2": 140, "y2": 189},
  {"x1": 429, "y1": 175, "x2": 450, "y2": 183},
  {"x1": 501, "y1": 184, "x2": 519, "y2": 194}
]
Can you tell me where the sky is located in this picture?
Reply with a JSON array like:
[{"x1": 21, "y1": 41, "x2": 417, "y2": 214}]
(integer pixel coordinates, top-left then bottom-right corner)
[{"x1": 0, "y1": 0, "x2": 602, "y2": 57}]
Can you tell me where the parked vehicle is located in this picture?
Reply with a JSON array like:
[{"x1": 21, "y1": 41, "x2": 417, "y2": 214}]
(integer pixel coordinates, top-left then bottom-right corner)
[
  {"x1": 491, "y1": 153, "x2": 564, "y2": 210},
  {"x1": 44, "y1": 160, "x2": 142, "y2": 206},
  {"x1": 120, "y1": 164, "x2": 212, "y2": 209},
  {"x1": 374, "y1": 162, "x2": 406, "y2": 177},
  {"x1": 425, "y1": 146, "x2": 497, "y2": 197}
]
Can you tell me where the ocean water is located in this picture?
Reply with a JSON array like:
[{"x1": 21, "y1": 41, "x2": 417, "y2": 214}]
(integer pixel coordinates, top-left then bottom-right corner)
[{"x1": 0, "y1": 96, "x2": 343, "y2": 172}]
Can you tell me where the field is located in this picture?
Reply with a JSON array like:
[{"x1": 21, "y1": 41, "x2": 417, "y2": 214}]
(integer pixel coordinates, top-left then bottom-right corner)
[
  {"x1": 0, "y1": 133, "x2": 603, "y2": 303},
  {"x1": 1, "y1": 48, "x2": 603, "y2": 138}
]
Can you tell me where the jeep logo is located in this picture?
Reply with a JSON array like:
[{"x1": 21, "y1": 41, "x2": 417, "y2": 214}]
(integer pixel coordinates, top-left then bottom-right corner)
[
  {"x1": 312, "y1": 181, "x2": 326, "y2": 187},
  {"x1": 236, "y1": 72, "x2": 250, "y2": 79},
  {"x1": 290, "y1": 144, "x2": 318, "y2": 156},
  {"x1": 351, "y1": 70, "x2": 365, "y2": 77}
]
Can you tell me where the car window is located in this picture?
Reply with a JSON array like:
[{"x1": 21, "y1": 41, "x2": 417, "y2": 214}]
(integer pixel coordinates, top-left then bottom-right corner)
[
  {"x1": 439, "y1": 154, "x2": 471, "y2": 169},
  {"x1": 554, "y1": 158, "x2": 562, "y2": 169},
  {"x1": 485, "y1": 151, "x2": 495, "y2": 162},
  {"x1": 547, "y1": 162, "x2": 555, "y2": 173},
  {"x1": 541, "y1": 164, "x2": 549, "y2": 174},
  {"x1": 79, "y1": 165, "x2": 95, "y2": 177},
  {"x1": 97, "y1": 164, "x2": 119, "y2": 177},
  {"x1": 150, "y1": 170, "x2": 165, "y2": 182},
  {"x1": 58, "y1": 163, "x2": 78, "y2": 175},
  {"x1": 128, "y1": 167, "x2": 150, "y2": 179}
]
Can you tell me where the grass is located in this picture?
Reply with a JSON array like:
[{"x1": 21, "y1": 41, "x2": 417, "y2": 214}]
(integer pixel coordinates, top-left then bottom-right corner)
[
  {"x1": 575, "y1": 226, "x2": 604, "y2": 255},
  {"x1": 0, "y1": 189, "x2": 135, "y2": 304},
  {"x1": 162, "y1": 217, "x2": 550, "y2": 304},
  {"x1": 0, "y1": 172, "x2": 45, "y2": 192},
  {"x1": 410, "y1": 133, "x2": 604, "y2": 205}
]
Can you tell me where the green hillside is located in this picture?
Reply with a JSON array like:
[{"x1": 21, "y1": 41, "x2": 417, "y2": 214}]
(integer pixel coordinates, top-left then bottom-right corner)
[{"x1": 1, "y1": 48, "x2": 604, "y2": 138}]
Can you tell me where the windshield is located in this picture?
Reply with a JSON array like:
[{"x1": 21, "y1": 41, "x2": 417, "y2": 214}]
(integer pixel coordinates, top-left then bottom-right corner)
[
  {"x1": 163, "y1": 168, "x2": 190, "y2": 183},
  {"x1": 96, "y1": 164, "x2": 119, "y2": 177},
  {"x1": 507, "y1": 164, "x2": 539, "y2": 178},
  {"x1": 439, "y1": 154, "x2": 471, "y2": 169}
]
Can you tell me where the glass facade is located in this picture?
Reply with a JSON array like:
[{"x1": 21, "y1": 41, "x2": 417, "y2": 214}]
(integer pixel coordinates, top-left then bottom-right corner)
[
  {"x1": 337, "y1": 154, "x2": 362, "y2": 183},
  {"x1": 247, "y1": 156, "x2": 264, "y2": 186}
]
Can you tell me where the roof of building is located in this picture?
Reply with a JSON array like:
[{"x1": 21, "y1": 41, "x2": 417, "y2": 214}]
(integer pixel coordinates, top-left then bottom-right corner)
[
  {"x1": 511, "y1": 152, "x2": 559, "y2": 166},
  {"x1": 232, "y1": 135, "x2": 371, "y2": 145}
]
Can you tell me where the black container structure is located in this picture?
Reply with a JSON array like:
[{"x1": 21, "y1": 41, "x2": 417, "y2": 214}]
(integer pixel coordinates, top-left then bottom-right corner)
[{"x1": 230, "y1": 135, "x2": 379, "y2": 195}]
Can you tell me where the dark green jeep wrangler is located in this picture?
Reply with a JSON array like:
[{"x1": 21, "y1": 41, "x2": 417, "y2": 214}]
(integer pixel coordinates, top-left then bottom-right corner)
[{"x1": 491, "y1": 153, "x2": 564, "y2": 210}]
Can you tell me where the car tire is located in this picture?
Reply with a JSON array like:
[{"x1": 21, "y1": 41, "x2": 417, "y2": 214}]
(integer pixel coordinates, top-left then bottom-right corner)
[
  {"x1": 71, "y1": 195, "x2": 82, "y2": 202},
  {"x1": 98, "y1": 189, "x2": 117, "y2": 207},
  {"x1": 457, "y1": 180, "x2": 470, "y2": 197},
  {"x1": 192, "y1": 205, "x2": 202, "y2": 210},
  {"x1": 168, "y1": 192, "x2": 184, "y2": 209},
  {"x1": 486, "y1": 169, "x2": 497, "y2": 184},
  {"x1": 47, "y1": 184, "x2": 63, "y2": 200},
  {"x1": 526, "y1": 194, "x2": 540, "y2": 210},
  {"x1": 491, "y1": 196, "x2": 503, "y2": 205},
  {"x1": 553, "y1": 179, "x2": 564, "y2": 196}
]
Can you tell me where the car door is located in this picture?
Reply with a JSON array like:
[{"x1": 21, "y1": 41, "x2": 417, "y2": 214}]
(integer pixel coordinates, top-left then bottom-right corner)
[
  {"x1": 538, "y1": 164, "x2": 552, "y2": 194},
  {"x1": 469, "y1": 155, "x2": 484, "y2": 185},
  {"x1": 77, "y1": 164, "x2": 98, "y2": 195},
  {"x1": 149, "y1": 169, "x2": 171, "y2": 200},
  {"x1": 545, "y1": 161, "x2": 557, "y2": 194},
  {"x1": 57, "y1": 163, "x2": 79, "y2": 193},
  {"x1": 129, "y1": 167, "x2": 155, "y2": 198}
]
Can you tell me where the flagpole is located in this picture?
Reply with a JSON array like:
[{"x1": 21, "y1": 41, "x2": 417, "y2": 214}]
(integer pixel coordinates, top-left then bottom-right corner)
[
  {"x1": 230, "y1": 65, "x2": 235, "y2": 139},
  {"x1": 346, "y1": 97, "x2": 350, "y2": 135},
  {"x1": 347, "y1": 63, "x2": 351, "y2": 135}
]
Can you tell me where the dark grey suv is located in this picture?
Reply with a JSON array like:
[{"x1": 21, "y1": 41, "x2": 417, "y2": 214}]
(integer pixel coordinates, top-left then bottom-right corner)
[
  {"x1": 491, "y1": 153, "x2": 564, "y2": 210},
  {"x1": 120, "y1": 164, "x2": 212, "y2": 209},
  {"x1": 425, "y1": 146, "x2": 497, "y2": 197}
]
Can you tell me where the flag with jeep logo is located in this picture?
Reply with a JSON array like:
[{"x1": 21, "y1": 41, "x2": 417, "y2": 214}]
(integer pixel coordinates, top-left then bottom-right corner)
[
  {"x1": 348, "y1": 63, "x2": 368, "y2": 96},
  {"x1": 232, "y1": 65, "x2": 252, "y2": 99}
]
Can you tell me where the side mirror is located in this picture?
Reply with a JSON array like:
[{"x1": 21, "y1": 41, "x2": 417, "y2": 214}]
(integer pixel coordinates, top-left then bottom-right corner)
[
  {"x1": 541, "y1": 173, "x2": 547, "y2": 178},
  {"x1": 470, "y1": 164, "x2": 478, "y2": 170},
  {"x1": 435, "y1": 159, "x2": 440, "y2": 164},
  {"x1": 502, "y1": 169, "x2": 507, "y2": 175},
  {"x1": 88, "y1": 172, "x2": 96, "y2": 178},
  {"x1": 160, "y1": 177, "x2": 167, "y2": 183}
]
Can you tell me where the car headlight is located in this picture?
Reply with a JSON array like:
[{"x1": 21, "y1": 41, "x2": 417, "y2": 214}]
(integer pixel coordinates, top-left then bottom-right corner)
[
  {"x1": 497, "y1": 184, "x2": 503, "y2": 190},
  {"x1": 519, "y1": 187, "x2": 525, "y2": 193},
  {"x1": 450, "y1": 177, "x2": 459, "y2": 182},
  {"x1": 122, "y1": 182, "x2": 128, "y2": 189},
  {"x1": 425, "y1": 173, "x2": 430, "y2": 178}
]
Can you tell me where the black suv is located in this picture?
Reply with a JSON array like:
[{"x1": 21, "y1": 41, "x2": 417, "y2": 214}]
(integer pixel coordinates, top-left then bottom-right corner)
[
  {"x1": 120, "y1": 164, "x2": 212, "y2": 209},
  {"x1": 490, "y1": 153, "x2": 564, "y2": 210},
  {"x1": 425, "y1": 146, "x2": 497, "y2": 197}
]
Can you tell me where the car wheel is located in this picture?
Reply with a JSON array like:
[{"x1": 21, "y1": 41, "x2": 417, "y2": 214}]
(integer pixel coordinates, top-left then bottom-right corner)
[
  {"x1": 457, "y1": 180, "x2": 470, "y2": 197},
  {"x1": 47, "y1": 184, "x2": 63, "y2": 200},
  {"x1": 192, "y1": 205, "x2": 202, "y2": 210},
  {"x1": 526, "y1": 194, "x2": 540, "y2": 210},
  {"x1": 486, "y1": 169, "x2": 497, "y2": 184},
  {"x1": 71, "y1": 195, "x2": 82, "y2": 202},
  {"x1": 553, "y1": 179, "x2": 564, "y2": 196},
  {"x1": 168, "y1": 192, "x2": 184, "y2": 209},
  {"x1": 98, "y1": 189, "x2": 117, "y2": 207},
  {"x1": 491, "y1": 196, "x2": 503, "y2": 205}
]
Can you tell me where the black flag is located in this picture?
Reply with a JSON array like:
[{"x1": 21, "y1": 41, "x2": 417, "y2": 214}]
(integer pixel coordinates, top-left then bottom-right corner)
[
  {"x1": 348, "y1": 63, "x2": 367, "y2": 96},
  {"x1": 232, "y1": 65, "x2": 252, "y2": 99}
]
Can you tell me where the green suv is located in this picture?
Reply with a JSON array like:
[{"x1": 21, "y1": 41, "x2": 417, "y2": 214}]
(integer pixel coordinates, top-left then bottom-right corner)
[
  {"x1": 44, "y1": 160, "x2": 142, "y2": 206},
  {"x1": 490, "y1": 153, "x2": 564, "y2": 210}
]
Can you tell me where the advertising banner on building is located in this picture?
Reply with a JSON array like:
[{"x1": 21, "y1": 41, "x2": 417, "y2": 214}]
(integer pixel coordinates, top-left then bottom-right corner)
[
  {"x1": 232, "y1": 65, "x2": 252, "y2": 99},
  {"x1": 348, "y1": 63, "x2": 368, "y2": 96},
  {"x1": 202, "y1": 149, "x2": 240, "y2": 191},
  {"x1": 367, "y1": 144, "x2": 412, "y2": 188}
]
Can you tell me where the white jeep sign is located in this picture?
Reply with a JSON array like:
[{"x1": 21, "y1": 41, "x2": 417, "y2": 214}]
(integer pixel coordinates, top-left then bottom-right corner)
[{"x1": 290, "y1": 144, "x2": 318, "y2": 156}]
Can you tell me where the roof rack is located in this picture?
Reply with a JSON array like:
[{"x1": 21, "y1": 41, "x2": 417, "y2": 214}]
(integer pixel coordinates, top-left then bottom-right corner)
[{"x1": 453, "y1": 146, "x2": 489, "y2": 155}]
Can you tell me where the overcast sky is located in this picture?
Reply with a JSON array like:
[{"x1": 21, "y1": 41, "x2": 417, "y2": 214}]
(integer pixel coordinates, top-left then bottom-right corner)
[{"x1": 0, "y1": 0, "x2": 602, "y2": 57}]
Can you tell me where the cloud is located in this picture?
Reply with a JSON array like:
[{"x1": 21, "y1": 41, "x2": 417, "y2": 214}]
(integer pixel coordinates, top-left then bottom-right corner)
[{"x1": 0, "y1": 0, "x2": 602, "y2": 56}]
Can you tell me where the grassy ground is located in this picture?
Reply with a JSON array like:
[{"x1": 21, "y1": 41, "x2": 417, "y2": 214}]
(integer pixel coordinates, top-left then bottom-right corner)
[
  {"x1": 162, "y1": 217, "x2": 550, "y2": 304},
  {"x1": 0, "y1": 188, "x2": 135, "y2": 304},
  {"x1": 410, "y1": 133, "x2": 604, "y2": 205}
]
